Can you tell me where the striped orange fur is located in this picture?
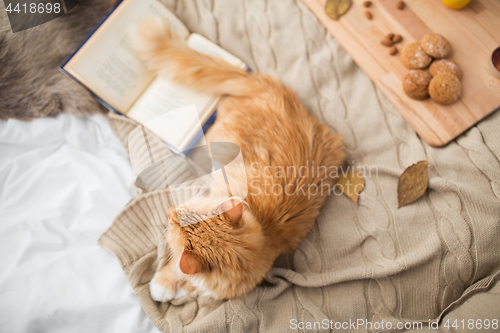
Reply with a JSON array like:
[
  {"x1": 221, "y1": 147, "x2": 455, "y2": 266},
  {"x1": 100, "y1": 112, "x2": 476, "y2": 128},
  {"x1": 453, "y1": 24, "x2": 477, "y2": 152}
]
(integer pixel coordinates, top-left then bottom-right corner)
[{"x1": 133, "y1": 18, "x2": 345, "y2": 301}]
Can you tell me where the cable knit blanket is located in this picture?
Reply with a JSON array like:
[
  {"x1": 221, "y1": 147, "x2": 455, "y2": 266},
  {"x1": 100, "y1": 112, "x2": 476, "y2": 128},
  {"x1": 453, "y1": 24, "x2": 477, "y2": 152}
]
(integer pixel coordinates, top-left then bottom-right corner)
[{"x1": 99, "y1": 0, "x2": 500, "y2": 332}]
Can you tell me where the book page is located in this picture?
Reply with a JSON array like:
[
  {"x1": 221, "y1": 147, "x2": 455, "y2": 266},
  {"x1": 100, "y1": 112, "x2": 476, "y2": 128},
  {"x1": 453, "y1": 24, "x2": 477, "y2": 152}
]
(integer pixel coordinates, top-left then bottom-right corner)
[
  {"x1": 126, "y1": 76, "x2": 217, "y2": 149},
  {"x1": 64, "y1": 0, "x2": 189, "y2": 113},
  {"x1": 143, "y1": 105, "x2": 204, "y2": 151},
  {"x1": 127, "y1": 32, "x2": 246, "y2": 150},
  {"x1": 187, "y1": 34, "x2": 247, "y2": 70},
  {"x1": 126, "y1": 76, "x2": 216, "y2": 123}
]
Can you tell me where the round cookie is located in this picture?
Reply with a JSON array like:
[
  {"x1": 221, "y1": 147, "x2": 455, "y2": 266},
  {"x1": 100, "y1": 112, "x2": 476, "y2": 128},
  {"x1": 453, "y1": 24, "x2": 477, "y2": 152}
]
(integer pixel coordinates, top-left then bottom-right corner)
[
  {"x1": 403, "y1": 70, "x2": 433, "y2": 100},
  {"x1": 429, "y1": 59, "x2": 462, "y2": 80},
  {"x1": 420, "y1": 33, "x2": 451, "y2": 59},
  {"x1": 428, "y1": 73, "x2": 461, "y2": 105},
  {"x1": 401, "y1": 42, "x2": 432, "y2": 69}
]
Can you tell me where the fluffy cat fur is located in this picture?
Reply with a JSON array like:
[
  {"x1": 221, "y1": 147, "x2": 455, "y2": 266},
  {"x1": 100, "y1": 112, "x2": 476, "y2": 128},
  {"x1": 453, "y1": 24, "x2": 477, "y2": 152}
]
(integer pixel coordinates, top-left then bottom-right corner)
[
  {"x1": 0, "y1": 0, "x2": 118, "y2": 120},
  {"x1": 132, "y1": 18, "x2": 345, "y2": 301}
]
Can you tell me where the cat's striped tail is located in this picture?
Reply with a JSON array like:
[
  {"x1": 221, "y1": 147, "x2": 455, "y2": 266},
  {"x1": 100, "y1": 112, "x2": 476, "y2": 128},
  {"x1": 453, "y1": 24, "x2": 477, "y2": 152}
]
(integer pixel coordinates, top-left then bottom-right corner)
[{"x1": 131, "y1": 17, "x2": 262, "y2": 97}]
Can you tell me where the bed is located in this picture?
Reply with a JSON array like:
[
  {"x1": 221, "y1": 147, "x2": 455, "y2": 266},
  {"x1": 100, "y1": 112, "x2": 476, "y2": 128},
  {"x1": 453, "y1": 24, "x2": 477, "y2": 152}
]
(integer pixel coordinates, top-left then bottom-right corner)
[
  {"x1": 1, "y1": 0, "x2": 499, "y2": 332},
  {"x1": 0, "y1": 115, "x2": 159, "y2": 332}
]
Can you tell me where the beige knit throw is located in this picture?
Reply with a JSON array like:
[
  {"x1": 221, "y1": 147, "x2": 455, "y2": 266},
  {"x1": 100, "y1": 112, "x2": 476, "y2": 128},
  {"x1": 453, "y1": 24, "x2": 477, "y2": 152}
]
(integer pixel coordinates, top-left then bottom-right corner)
[{"x1": 99, "y1": 0, "x2": 500, "y2": 331}]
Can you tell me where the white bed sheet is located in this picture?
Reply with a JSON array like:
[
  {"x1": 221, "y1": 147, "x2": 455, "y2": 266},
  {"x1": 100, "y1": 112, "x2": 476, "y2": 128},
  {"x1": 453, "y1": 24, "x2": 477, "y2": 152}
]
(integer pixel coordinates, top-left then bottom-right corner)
[{"x1": 0, "y1": 114, "x2": 159, "y2": 333}]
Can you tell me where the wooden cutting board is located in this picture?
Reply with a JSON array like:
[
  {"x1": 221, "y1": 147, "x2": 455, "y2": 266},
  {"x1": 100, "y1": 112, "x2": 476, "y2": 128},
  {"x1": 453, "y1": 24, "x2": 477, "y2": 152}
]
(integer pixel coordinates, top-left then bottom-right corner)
[{"x1": 301, "y1": 0, "x2": 500, "y2": 147}]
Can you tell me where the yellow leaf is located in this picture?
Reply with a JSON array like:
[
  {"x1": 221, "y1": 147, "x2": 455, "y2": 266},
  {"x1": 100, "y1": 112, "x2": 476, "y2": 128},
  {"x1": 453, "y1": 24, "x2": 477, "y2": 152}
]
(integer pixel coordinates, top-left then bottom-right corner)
[
  {"x1": 397, "y1": 161, "x2": 429, "y2": 208},
  {"x1": 325, "y1": 0, "x2": 352, "y2": 20},
  {"x1": 336, "y1": 168, "x2": 365, "y2": 204}
]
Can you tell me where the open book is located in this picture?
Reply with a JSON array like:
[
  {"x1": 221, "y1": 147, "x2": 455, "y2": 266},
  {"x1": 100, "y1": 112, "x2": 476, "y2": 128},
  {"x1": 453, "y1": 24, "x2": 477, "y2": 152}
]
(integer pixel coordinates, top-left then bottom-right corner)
[{"x1": 60, "y1": 0, "x2": 246, "y2": 153}]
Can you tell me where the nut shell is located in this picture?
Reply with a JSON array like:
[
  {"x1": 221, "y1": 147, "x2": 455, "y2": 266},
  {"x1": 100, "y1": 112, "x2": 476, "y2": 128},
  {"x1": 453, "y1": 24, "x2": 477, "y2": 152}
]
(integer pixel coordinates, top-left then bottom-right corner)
[
  {"x1": 392, "y1": 35, "x2": 403, "y2": 43},
  {"x1": 381, "y1": 38, "x2": 394, "y2": 46}
]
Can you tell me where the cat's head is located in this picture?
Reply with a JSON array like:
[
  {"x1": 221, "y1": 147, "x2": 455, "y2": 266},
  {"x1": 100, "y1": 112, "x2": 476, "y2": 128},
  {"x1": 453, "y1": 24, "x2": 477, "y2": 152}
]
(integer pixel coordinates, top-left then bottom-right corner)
[{"x1": 166, "y1": 197, "x2": 274, "y2": 299}]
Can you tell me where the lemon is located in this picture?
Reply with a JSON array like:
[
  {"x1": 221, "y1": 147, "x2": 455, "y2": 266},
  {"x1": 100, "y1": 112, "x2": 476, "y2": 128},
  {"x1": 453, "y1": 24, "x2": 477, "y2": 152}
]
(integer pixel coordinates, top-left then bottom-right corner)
[{"x1": 442, "y1": 0, "x2": 471, "y2": 9}]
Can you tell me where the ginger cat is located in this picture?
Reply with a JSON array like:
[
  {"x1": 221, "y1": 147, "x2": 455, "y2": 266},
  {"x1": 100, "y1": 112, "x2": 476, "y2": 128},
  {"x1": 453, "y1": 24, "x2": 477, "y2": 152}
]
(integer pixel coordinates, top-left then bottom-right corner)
[{"x1": 131, "y1": 18, "x2": 345, "y2": 301}]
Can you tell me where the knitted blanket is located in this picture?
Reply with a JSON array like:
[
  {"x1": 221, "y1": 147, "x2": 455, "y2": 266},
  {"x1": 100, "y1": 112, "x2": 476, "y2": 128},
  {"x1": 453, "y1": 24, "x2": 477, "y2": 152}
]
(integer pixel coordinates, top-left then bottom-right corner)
[{"x1": 99, "y1": 0, "x2": 500, "y2": 332}]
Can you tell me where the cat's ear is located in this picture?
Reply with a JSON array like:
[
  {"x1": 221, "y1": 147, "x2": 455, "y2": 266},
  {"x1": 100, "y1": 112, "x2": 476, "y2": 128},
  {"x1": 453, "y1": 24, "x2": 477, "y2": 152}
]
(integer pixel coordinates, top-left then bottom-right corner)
[
  {"x1": 179, "y1": 251, "x2": 202, "y2": 275},
  {"x1": 221, "y1": 199, "x2": 243, "y2": 225},
  {"x1": 167, "y1": 206, "x2": 177, "y2": 220},
  {"x1": 167, "y1": 206, "x2": 180, "y2": 226}
]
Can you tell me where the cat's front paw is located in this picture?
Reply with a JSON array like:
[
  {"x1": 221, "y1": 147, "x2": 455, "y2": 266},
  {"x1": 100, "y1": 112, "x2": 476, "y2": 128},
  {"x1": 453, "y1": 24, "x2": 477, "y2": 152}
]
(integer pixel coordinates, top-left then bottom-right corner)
[{"x1": 150, "y1": 274, "x2": 176, "y2": 302}]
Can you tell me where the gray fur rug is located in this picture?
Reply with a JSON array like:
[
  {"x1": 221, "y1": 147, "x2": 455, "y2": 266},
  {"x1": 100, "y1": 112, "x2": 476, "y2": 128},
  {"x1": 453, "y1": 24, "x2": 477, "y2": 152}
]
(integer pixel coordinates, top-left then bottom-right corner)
[{"x1": 0, "y1": 0, "x2": 116, "y2": 120}]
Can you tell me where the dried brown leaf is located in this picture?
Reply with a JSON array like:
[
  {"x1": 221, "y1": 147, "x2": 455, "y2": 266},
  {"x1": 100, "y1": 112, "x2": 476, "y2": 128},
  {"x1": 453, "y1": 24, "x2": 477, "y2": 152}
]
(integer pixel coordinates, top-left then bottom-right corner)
[
  {"x1": 337, "y1": 168, "x2": 365, "y2": 204},
  {"x1": 397, "y1": 161, "x2": 429, "y2": 208},
  {"x1": 325, "y1": 0, "x2": 352, "y2": 20}
]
